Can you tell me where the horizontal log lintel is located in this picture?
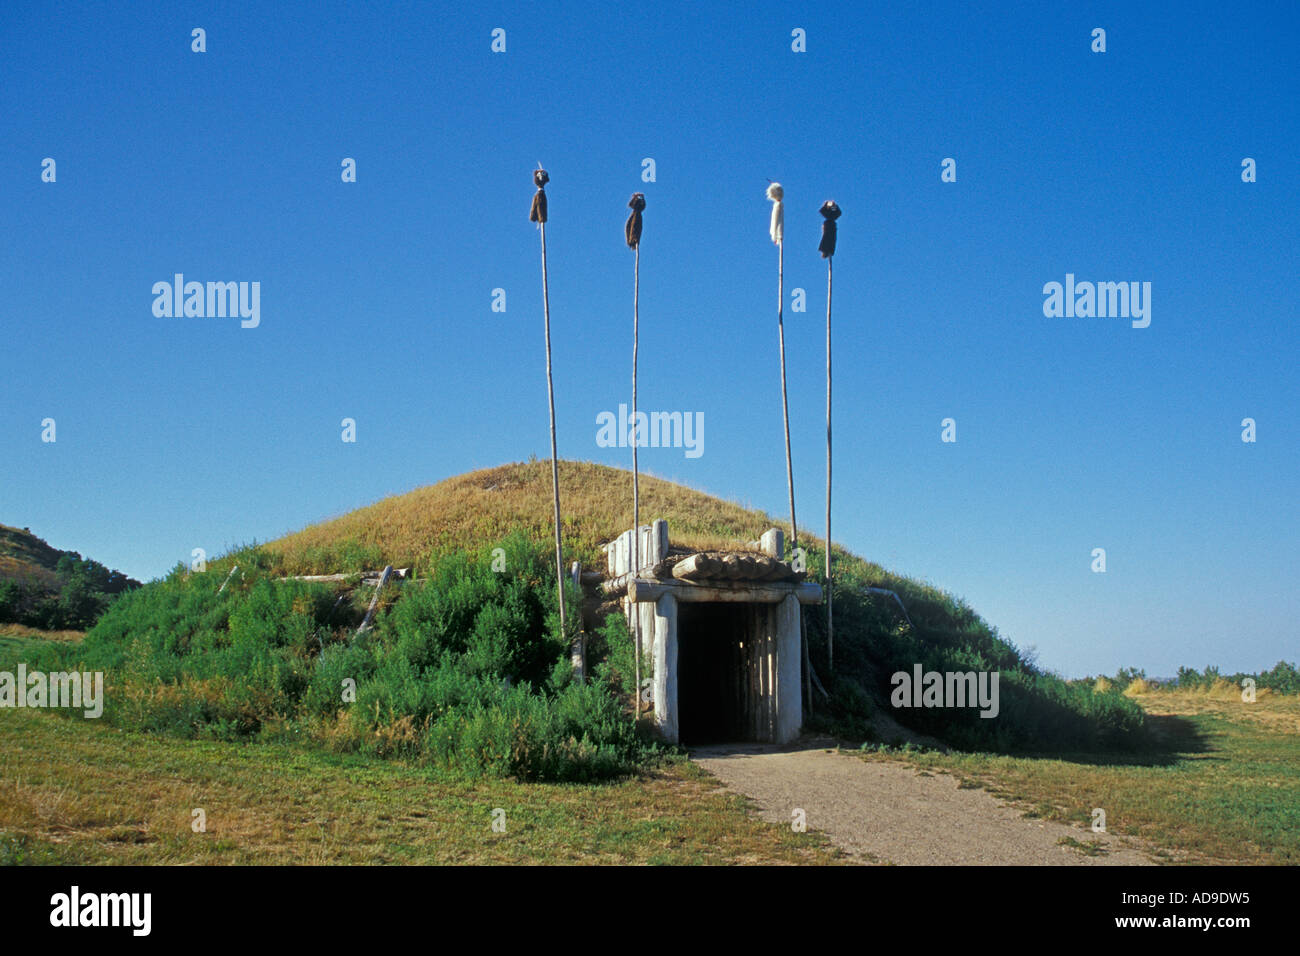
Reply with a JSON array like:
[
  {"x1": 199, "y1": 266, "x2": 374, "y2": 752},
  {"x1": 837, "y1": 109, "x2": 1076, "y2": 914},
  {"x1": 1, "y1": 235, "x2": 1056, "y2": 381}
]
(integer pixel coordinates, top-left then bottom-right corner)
[{"x1": 628, "y1": 578, "x2": 822, "y2": 605}]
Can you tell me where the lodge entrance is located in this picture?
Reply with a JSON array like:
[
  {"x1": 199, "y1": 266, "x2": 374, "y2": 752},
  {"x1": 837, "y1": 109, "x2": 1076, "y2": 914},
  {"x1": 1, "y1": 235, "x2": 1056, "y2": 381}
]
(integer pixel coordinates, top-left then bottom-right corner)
[
  {"x1": 604, "y1": 520, "x2": 820, "y2": 746},
  {"x1": 677, "y1": 602, "x2": 777, "y2": 745}
]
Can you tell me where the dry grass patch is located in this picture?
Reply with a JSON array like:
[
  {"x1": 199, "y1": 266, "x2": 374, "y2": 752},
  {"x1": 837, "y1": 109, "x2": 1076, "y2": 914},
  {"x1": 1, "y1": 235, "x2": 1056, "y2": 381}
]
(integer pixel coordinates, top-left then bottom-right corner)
[
  {"x1": 0, "y1": 708, "x2": 838, "y2": 865},
  {"x1": 0, "y1": 623, "x2": 85, "y2": 643},
  {"x1": 266, "y1": 460, "x2": 785, "y2": 575}
]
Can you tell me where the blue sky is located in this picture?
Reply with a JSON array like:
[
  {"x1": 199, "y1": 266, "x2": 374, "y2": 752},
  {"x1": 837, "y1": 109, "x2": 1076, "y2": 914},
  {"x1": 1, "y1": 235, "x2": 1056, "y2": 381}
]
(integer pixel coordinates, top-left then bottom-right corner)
[{"x1": 2, "y1": 1, "x2": 1296, "y2": 677}]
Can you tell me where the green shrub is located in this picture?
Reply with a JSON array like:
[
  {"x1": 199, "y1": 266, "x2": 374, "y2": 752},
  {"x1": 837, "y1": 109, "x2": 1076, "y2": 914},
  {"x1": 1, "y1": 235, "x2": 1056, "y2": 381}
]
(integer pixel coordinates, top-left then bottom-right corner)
[
  {"x1": 1175, "y1": 661, "x2": 1299, "y2": 695},
  {"x1": 0, "y1": 553, "x2": 140, "y2": 630},
  {"x1": 60, "y1": 531, "x2": 643, "y2": 781}
]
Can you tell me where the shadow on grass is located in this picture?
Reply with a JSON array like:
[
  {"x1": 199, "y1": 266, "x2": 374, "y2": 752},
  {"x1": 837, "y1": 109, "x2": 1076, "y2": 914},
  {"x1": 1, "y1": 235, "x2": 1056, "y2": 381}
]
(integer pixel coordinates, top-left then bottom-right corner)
[
  {"x1": 998, "y1": 713, "x2": 1216, "y2": 769},
  {"x1": 777, "y1": 712, "x2": 1217, "y2": 770}
]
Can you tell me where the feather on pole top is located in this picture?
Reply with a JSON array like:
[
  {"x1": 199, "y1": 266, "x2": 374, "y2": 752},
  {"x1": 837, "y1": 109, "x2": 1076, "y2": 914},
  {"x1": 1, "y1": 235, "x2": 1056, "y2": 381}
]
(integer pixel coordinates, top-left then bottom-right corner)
[
  {"x1": 530, "y1": 168, "x2": 549, "y2": 224},
  {"x1": 766, "y1": 182, "x2": 784, "y2": 245},
  {"x1": 819, "y1": 200, "x2": 841, "y2": 258},
  {"x1": 626, "y1": 192, "x2": 645, "y2": 249}
]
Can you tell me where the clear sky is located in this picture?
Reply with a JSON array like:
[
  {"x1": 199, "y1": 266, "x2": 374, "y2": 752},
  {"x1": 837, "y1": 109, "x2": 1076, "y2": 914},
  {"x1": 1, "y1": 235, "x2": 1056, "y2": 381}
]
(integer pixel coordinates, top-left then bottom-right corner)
[{"x1": 2, "y1": 1, "x2": 1296, "y2": 678}]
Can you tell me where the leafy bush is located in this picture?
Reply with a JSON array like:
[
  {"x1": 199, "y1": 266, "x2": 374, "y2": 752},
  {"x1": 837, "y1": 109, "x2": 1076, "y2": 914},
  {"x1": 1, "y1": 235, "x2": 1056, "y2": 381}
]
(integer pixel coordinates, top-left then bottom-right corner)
[
  {"x1": 43, "y1": 532, "x2": 646, "y2": 781},
  {"x1": 1175, "y1": 661, "x2": 1298, "y2": 695},
  {"x1": 0, "y1": 553, "x2": 140, "y2": 630}
]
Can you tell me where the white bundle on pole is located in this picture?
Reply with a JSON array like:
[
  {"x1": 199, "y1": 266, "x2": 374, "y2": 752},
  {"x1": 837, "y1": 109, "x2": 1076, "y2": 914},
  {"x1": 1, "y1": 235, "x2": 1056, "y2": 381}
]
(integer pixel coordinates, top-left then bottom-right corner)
[
  {"x1": 767, "y1": 182, "x2": 796, "y2": 548},
  {"x1": 767, "y1": 180, "x2": 809, "y2": 714},
  {"x1": 767, "y1": 182, "x2": 784, "y2": 245}
]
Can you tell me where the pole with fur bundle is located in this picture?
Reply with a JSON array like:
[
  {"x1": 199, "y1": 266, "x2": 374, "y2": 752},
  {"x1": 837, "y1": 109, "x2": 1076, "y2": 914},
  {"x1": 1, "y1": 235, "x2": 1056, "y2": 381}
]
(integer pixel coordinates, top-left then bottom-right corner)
[
  {"x1": 768, "y1": 182, "x2": 811, "y2": 713},
  {"x1": 767, "y1": 183, "x2": 797, "y2": 549},
  {"x1": 531, "y1": 167, "x2": 566, "y2": 634},
  {"x1": 627, "y1": 192, "x2": 645, "y2": 719},
  {"x1": 819, "y1": 200, "x2": 841, "y2": 672}
]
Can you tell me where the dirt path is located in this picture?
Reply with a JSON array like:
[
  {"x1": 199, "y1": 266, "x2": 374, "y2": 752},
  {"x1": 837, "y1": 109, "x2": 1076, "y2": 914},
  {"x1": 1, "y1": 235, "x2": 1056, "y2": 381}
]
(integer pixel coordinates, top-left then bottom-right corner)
[{"x1": 691, "y1": 741, "x2": 1155, "y2": 865}]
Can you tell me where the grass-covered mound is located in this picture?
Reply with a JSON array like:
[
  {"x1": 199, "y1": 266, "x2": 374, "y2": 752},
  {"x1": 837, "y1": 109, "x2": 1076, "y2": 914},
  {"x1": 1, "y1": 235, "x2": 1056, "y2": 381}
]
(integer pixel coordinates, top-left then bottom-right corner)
[
  {"x1": 265, "y1": 460, "x2": 790, "y2": 574},
  {"x1": 268, "y1": 459, "x2": 1147, "y2": 751},
  {"x1": 14, "y1": 532, "x2": 644, "y2": 782},
  {"x1": 6, "y1": 460, "x2": 1151, "y2": 778}
]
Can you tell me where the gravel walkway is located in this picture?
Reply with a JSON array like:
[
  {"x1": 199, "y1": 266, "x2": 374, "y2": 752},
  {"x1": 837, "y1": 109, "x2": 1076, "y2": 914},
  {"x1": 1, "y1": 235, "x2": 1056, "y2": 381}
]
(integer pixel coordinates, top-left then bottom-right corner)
[{"x1": 691, "y1": 742, "x2": 1155, "y2": 865}]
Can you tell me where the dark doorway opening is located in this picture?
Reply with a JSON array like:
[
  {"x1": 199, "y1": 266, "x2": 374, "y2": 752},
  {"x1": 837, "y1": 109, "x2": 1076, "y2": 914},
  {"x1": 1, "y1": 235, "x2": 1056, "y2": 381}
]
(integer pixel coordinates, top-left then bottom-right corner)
[{"x1": 678, "y1": 602, "x2": 769, "y2": 745}]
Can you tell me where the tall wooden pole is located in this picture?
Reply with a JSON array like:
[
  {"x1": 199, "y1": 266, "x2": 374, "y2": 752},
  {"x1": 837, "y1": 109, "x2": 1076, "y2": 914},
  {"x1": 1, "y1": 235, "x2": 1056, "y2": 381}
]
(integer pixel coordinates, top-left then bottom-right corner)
[
  {"x1": 627, "y1": 193, "x2": 645, "y2": 721},
  {"x1": 768, "y1": 183, "x2": 807, "y2": 712},
  {"x1": 632, "y1": 241, "x2": 641, "y2": 719},
  {"x1": 542, "y1": 223, "x2": 565, "y2": 633},
  {"x1": 825, "y1": 255, "x2": 833, "y2": 672},
  {"x1": 772, "y1": 215, "x2": 797, "y2": 547},
  {"x1": 818, "y1": 200, "x2": 841, "y2": 673},
  {"x1": 781, "y1": 234, "x2": 813, "y2": 714},
  {"x1": 532, "y1": 168, "x2": 566, "y2": 634}
]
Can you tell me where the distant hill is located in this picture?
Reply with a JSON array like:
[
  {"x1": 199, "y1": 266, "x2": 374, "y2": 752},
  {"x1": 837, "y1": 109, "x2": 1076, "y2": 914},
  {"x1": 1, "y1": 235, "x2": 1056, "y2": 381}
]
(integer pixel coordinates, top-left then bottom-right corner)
[
  {"x1": 0, "y1": 525, "x2": 140, "y2": 630},
  {"x1": 0, "y1": 524, "x2": 66, "y2": 589}
]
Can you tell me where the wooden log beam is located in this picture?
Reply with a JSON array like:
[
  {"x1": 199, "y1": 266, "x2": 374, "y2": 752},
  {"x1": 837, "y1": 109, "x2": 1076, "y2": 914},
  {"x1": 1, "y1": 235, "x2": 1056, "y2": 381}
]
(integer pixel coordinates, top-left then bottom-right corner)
[
  {"x1": 218, "y1": 565, "x2": 240, "y2": 593},
  {"x1": 354, "y1": 565, "x2": 394, "y2": 639},
  {"x1": 628, "y1": 578, "x2": 822, "y2": 605},
  {"x1": 286, "y1": 568, "x2": 410, "y2": 583},
  {"x1": 600, "y1": 563, "x2": 666, "y2": 595},
  {"x1": 671, "y1": 551, "x2": 794, "y2": 583},
  {"x1": 670, "y1": 553, "x2": 719, "y2": 580},
  {"x1": 719, "y1": 553, "x2": 743, "y2": 579}
]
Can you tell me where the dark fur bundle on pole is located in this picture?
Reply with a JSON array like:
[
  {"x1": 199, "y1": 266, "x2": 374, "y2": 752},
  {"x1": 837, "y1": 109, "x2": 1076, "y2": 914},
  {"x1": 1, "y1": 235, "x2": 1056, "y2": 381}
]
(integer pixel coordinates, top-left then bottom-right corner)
[
  {"x1": 820, "y1": 200, "x2": 841, "y2": 672},
  {"x1": 628, "y1": 192, "x2": 644, "y2": 718},
  {"x1": 625, "y1": 192, "x2": 645, "y2": 249},
  {"x1": 530, "y1": 168, "x2": 549, "y2": 224},
  {"x1": 819, "y1": 200, "x2": 840, "y2": 258},
  {"x1": 531, "y1": 166, "x2": 565, "y2": 633}
]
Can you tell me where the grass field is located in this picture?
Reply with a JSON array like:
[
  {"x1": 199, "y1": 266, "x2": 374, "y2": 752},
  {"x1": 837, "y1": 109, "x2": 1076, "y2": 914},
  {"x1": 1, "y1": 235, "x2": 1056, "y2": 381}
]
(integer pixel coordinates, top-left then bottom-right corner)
[
  {"x1": 0, "y1": 706, "x2": 839, "y2": 866},
  {"x1": 856, "y1": 688, "x2": 1300, "y2": 865},
  {"x1": 0, "y1": 623, "x2": 84, "y2": 644},
  {"x1": 3, "y1": 629, "x2": 1295, "y2": 864}
]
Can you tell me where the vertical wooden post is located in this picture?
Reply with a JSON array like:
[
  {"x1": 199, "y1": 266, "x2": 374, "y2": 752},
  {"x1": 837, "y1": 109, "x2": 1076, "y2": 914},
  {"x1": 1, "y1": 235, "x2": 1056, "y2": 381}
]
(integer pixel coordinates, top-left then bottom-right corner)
[
  {"x1": 818, "y1": 199, "x2": 841, "y2": 675},
  {"x1": 826, "y1": 255, "x2": 833, "y2": 673},
  {"x1": 626, "y1": 192, "x2": 647, "y2": 722},
  {"x1": 540, "y1": 220, "x2": 567, "y2": 634},
  {"x1": 532, "y1": 168, "x2": 566, "y2": 638},
  {"x1": 570, "y1": 561, "x2": 584, "y2": 681},
  {"x1": 770, "y1": 182, "x2": 807, "y2": 716},
  {"x1": 776, "y1": 593, "x2": 803, "y2": 744},
  {"x1": 632, "y1": 243, "x2": 641, "y2": 719},
  {"x1": 653, "y1": 592, "x2": 678, "y2": 742},
  {"x1": 777, "y1": 239, "x2": 798, "y2": 549}
]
